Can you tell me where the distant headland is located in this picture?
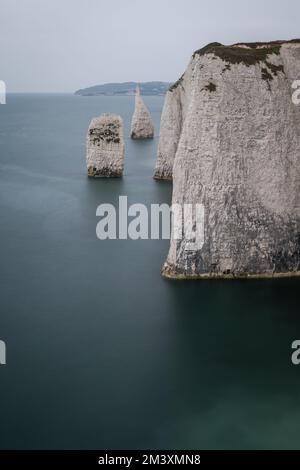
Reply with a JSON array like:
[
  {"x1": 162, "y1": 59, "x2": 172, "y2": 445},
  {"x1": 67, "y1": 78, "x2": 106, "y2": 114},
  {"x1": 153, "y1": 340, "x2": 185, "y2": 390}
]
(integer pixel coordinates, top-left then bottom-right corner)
[{"x1": 75, "y1": 81, "x2": 172, "y2": 96}]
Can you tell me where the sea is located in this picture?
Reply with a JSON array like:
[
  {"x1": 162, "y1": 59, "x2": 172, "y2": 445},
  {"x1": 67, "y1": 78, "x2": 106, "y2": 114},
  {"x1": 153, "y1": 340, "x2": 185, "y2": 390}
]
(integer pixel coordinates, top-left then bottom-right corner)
[{"x1": 0, "y1": 93, "x2": 299, "y2": 449}]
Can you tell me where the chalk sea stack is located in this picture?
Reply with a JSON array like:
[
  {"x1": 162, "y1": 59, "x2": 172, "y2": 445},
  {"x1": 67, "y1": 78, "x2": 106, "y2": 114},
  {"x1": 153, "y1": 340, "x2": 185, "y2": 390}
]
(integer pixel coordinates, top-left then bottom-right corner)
[
  {"x1": 86, "y1": 114, "x2": 124, "y2": 177},
  {"x1": 155, "y1": 40, "x2": 300, "y2": 279},
  {"x1": 131, "y1": 86, "x2": 154, "y2": 139}
]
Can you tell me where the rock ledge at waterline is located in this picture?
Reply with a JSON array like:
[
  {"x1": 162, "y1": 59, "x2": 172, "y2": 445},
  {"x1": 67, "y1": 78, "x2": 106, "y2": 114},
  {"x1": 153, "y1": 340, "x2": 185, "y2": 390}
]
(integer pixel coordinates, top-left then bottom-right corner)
[
  {"x1": 154, "y1": 40, "x2": 300, "y2": 279},
  {"x1": 86, "y1": 114, "x2": 124, "y2": 177}
]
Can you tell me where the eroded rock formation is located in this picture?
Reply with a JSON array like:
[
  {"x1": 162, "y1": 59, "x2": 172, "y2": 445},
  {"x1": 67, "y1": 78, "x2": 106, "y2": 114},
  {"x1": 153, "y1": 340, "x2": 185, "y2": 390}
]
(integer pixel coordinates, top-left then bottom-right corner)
[
  {"x1": 86, "y1": 114, "x2": 124, "y2": 177},
  {"x1": 155, "y1": 40, "x2": 300, "y2": 278},
  {"x1": 131, "y1": 86, "x2": 154, "y2": 139}
]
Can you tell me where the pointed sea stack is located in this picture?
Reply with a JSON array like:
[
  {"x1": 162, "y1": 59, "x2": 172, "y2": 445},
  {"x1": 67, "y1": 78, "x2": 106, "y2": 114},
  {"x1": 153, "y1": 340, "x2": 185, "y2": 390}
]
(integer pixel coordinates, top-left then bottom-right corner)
[
  {"x1": 86, "y1": 114, "x2": 124, "y2": 177},
  {"x1": 155, "y1": 40, "x2": 300, "y2": 279},
  {"x1": 130, "y1": 86, "x2": 154, "y2": 139}
]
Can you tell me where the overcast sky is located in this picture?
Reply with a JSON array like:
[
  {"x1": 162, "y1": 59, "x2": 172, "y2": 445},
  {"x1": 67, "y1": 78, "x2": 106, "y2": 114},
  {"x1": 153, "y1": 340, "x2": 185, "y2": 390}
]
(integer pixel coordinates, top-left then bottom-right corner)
[{"x1": 1, "y1": 0, "x2": 299, "y2": 92}]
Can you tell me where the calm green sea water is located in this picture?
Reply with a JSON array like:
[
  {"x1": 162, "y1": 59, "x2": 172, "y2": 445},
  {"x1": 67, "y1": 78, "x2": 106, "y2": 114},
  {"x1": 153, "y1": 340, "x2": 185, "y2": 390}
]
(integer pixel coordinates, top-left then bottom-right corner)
[{"x1": 0, "y1": 94, "x2": 300, "y2": 450}]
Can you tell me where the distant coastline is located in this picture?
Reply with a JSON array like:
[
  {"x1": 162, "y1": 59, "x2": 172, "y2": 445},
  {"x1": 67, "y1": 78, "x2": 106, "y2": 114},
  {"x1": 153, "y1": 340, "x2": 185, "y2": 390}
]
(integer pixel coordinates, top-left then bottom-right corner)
[{"x1": 75, "y1": 81, "x2": 172, "y2": 96}]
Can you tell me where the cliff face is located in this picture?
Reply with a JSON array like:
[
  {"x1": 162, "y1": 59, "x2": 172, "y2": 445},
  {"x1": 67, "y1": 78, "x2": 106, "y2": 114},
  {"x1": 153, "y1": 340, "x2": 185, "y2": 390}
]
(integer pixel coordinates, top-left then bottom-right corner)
[
  {"x1": 155, "y1": 41, "x2": 300, "y2": 278},
  {"x1": 131, "y1": 86, "x2": 154, "y2": 139},
  {"x1": 86, "y1": 114, "x2": 124, "y2": 177}
]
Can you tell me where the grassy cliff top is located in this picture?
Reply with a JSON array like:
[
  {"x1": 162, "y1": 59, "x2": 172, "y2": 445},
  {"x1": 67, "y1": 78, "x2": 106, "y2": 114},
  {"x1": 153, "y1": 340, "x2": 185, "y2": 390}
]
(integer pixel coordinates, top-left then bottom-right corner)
[
  {"x1": 169, "y1": 39, "x2": 300, "y2": 92},
  {"x1": 192, "y1": 39, "x2": 300, "y2": 66}
]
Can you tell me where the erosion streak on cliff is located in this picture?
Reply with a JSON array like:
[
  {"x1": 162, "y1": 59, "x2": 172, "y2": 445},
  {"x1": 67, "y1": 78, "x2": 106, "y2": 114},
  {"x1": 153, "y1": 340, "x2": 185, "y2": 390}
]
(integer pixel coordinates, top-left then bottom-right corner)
[{"x1": 155, "y1": 40, "x2": 300, "y2": 279}]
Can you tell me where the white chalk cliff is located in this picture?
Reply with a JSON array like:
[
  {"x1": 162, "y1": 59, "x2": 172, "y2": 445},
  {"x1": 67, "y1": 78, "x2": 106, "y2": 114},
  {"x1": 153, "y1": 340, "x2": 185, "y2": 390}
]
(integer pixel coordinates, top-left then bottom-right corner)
[
  {"x1": 86, "y1": 114, "x2": 124, "y2": 177},
  {"x1": 155, "y1": 40, "x2": 300, "y2": 278},
  {"x1": 131, "y1": 86, "x2": 154, "y2": 139}
]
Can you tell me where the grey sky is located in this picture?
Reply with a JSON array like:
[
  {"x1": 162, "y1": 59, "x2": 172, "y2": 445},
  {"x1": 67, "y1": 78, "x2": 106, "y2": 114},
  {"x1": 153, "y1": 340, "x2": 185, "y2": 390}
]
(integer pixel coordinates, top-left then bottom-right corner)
[{"x1": 1, "y1": 0, "x2": 299, "y2": 92}]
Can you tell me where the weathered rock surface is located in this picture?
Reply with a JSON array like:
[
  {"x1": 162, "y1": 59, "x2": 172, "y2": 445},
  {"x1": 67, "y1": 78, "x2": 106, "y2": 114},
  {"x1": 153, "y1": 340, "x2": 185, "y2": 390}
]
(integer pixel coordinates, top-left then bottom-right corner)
[
  {"x1": 155, "y1": 40, "x2": 300, "y2": 278},
  {"x1": 86, "y1": 114, "x2": 124, "y2": 177},
  {"x1": 131, "y1": 86, "x2": 154, "y2": 139}
]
